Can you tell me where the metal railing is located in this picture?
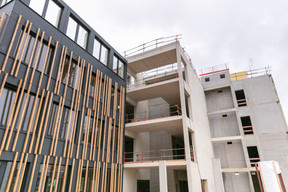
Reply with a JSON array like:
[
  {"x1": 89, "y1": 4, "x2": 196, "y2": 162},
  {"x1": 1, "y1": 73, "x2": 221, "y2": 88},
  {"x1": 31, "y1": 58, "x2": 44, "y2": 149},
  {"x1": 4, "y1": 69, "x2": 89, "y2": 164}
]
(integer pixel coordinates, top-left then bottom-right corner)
[
  {"x1": 199, "y1": 64, "x2": 229, "y2": 77},
  {"x1": 126, "y1": 65, "x2": 180, "y2": 89},
  {"x1": 126, "y1": 104, "x2": 182, "y2": 123},
  {"x1": 237, "y1": 99, "x2": 247, "y2": 107},
  {"x1": 243, "y1": 125, "x2": 253, "y2": 134},
  {"x1": 124, "y1": 148, "x2": 194, "y2": 163},
  {"x1": 230, "y1": 66, "x2": 272, "y2": 81},
  {"x1": 123, "y1": 35, "x2": 182, "y2": 58}
]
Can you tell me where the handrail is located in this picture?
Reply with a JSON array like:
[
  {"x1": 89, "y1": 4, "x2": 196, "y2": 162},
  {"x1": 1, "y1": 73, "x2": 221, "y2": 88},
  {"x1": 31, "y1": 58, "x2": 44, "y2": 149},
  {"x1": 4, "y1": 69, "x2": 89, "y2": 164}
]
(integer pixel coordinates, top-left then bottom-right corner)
[
  {"x1": 126, "y1": 104, "x2": 182, "y2": 123},
  {"x1": 124, "y1": 34, "x2": 182, "y2": 58},
  {"x1": 124, "y1": 147, "x2": 194, "y2": 163},
  {"x1": 230, "y1": 66, "x2": 272, "y2": 80}
]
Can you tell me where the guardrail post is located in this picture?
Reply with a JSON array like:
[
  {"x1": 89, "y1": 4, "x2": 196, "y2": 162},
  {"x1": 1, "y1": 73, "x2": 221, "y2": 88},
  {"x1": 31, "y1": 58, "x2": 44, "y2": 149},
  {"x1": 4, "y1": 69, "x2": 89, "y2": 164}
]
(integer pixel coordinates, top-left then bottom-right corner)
[
  {"x1": 144, "y1": 110, "x2": 146, "y2": 120},
  {"x1": 176, "y1": 105, "x2": 180, "y2": 116},
  {"x1": 141, "y1": 151, "x2": 144, "y2": 163},
  {"x1": 136, "y1": 154, "x2": 139, "y2": 162}
]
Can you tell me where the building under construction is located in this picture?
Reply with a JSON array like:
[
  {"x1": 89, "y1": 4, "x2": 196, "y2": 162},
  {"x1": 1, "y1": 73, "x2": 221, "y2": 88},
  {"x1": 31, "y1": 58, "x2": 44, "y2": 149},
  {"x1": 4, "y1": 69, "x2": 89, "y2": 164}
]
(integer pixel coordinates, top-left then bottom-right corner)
[{"x1": 123, "y1": 36, "x2": 288, "y2": 192}]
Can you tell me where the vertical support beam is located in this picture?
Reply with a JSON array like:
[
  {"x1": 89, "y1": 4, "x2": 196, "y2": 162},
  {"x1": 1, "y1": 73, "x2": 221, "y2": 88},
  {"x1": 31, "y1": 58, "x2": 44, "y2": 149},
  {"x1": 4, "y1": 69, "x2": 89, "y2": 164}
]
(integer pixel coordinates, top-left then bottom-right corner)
[{"x1": 159, "y1": 161, "x2": 168, "y2": 192}]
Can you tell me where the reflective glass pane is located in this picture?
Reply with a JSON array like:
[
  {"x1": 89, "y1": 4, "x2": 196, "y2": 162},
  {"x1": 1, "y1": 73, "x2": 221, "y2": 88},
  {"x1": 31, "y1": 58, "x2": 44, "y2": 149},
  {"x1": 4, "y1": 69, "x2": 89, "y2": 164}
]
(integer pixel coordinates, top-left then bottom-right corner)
[
  {"x1": 29, "y1": 0, "x2": 45, "y2": 15},
  {"x1": 100, "y1": 45, "x2": 108, "y2": 65},
  {"x1": 113, "y1": 56, "x2": 118, "y2": 73},
  {"x1": 45, "y1": 0, "x2": 62, "y2": 28},
  {"x1": 77, "y1": 25, "x2": 88, "y2": 49},
  {"x1": 118, "y1": 61, "x2": 124, "y2": 78},
  {"x1": 93, "y1": 39, "x2": 101, "y2": 59},
  {"x1": 66, "y1": 17, "x2": 77, "y2": 40}
]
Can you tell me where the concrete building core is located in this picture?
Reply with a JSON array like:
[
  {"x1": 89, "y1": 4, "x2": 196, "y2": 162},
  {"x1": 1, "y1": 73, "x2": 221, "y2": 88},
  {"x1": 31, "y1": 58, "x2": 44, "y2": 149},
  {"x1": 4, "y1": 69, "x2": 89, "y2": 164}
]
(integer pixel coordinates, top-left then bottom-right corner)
[{"x1": 123, "y1": 39, "x2": 288, "y2": 192}]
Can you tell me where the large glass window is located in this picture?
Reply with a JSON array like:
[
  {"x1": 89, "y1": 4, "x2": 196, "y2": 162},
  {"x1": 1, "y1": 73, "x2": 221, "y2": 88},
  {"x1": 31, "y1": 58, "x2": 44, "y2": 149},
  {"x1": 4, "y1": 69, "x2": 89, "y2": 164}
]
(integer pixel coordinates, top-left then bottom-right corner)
[
  {"x1": 66, "y1": 16, "x2": 89, "y2": 49},
  {"x1": 47, "y1": 103, "x2": 59, "y2": 136},
  {"x1": 60, "y1": 107, "x2": 74, "y2": 140},
  {"x1": 112, "y1": 56, "x2": 125, "y2": 78},
  {"x1": 45, "y1": 0, "x2": 62, "y2": 28},
  {"x1": 29, "y1": 0, "x2": 62, "y2": 28},
  {"x1": 93, "y1": 38, "x2": 109, "y2": 65},
  {"x1": 29, "y1": 0, "x2": 45, "y2": 15},
  {"x1": 77, "y1": 25, "x2": 88, "y2": 49}
]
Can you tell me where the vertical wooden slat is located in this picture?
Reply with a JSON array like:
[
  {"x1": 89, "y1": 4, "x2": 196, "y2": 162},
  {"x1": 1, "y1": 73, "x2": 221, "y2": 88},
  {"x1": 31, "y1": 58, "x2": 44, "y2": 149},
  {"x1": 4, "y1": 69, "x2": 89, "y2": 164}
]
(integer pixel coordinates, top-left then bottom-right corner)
[
  {"x1": 54, "y1": 157, "x2": 62, "y2": 191},
  {"x1": 1, "y1": 15, "x2": 22, "y2": 72},
  {"x1": 36, "y1": 155, "x2": 47, "y2": 192},
  {"x1": 39, "y1": 156, "x2": 50, "y2": 192},
  {"x1": 91, "y1": 161, "x2": 96, "y2": 192},
  {"x1": 49, "y1": 97, "x2": 63, "y2": 156},
  {"x1": 10, "y1": 20, "x2": 29, "y2": 75},
  {"x1": 109, "y1": 163, "x2": 114, "y2": 192},
  {"x1": 27, "y1": 154, "x2": 38, "y2": 191},
  {"x1": 83, "y1": 160, "x2": 89, "y2": 192},
  {"x1": 75, "y1": 159, "x2": 83, "y2": 192},
  {"x1": 103, "y1": 164, "x2": 108, "y2": 192},
  {"x1": 52, "y1": 98, "x2": 65, "y2": 156},
  {"x1": 32, "y1": 91, "x2": 51, "y2": 153},
  {"x1": 0, "y1": 79, "x2": 23, "y2": 151},
  {"x1": 48, "y1": 157, "x2": 58, "y2": 192},
  {"x1": 68, "y1": 158, "x2": 75, "y2": 192},
  {"x1": 54, "y1": 46, "x2": 66, "y2": 93},
  {"x1": 36, "y1": 92, "x2": 54, "y2": 154},
  {"x1": 56, "y1": 47, "x2": 68, "y2": 95},
  {"x1": 68, "y1": 59, "x2": 85, "y2": 158},
  {"x1": 13, "y1": 22, "x2": 34, "y2": 77},
  {"x1": 22, "y1": 89, "x2": 45, "y2": 153},
  {"x1": 0, "y1": 12, "x2": 6, "y2": 29},
  {"x1": 83, "y1": 109, "x2": 91, "y2": 160},
  {"x1": 60, "y1": 157, "x2": 69, "y2": 192},
  {"x1": 0, "y1": 73, "x2": 8, "y2": 97},
  {"x1": 106, "y1": 118, "x2": 113, "y2": 163},
  {"x1": 89, "y1": 110, "x2": 97, "y2": 160},
  {"x1": 12, "y1": 152, "x2": 25, "y2": 192},
  {"x1": 46, "y1": 41, "x2": 59, "y2": 90},
  {"x1": 16, "y1": 153, "x2": 29, "y2": 192},
  {"x1": 113, "y1": 83, "x2": 118, "y2": 120},
  {"x1": 86, "y1": 64, "x2": 92, "y2": 108},
  {"x1": 100, "y1": 162, "x2": 106, "y2": 192},
  {"x1": 5, "y1": 152, "x2": 18, "y2": 192}
]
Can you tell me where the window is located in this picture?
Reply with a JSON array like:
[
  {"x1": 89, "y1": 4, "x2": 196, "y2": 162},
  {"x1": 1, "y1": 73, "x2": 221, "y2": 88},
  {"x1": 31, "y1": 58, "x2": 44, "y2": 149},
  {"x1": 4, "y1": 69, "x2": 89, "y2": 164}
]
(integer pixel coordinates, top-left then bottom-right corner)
[
  {"x1": 29, "y1": 0, "x2": 62, "y2": 28},
  {"x1": 29, "y1": 0, "x2": 45, "y2": 15},
  {"x1": 0, "y1": 88, "x2": 16, "y2": 126},
  {"x1": 47, "y1": 103, "x2": 59, "y2": 136},
  {"x1": 60, "y1": 107, "x2": 74, "y2": 140},
  {"x1": 220, "y1": 74, "x2": 225, "y2": 79},
  {"x1": 82, "y1": 114, "x2": 93, "y2": 144},
  {"x1": 205, "y1": 77, "x2": 210, "y2": 82},
  {"x1": 66, "y1": 17, "x2": 88, "y2": 49},
  {"x1": 93, "y1": 38, "x2": 109, "y2": 65},
  {"x1": 247, "y1": 146, "x2": 260, "y2": 167},
  {"x1": 112, "y1": 56, "x2": 125, "y2": 78},
  {"x1": 241, "y1": 116, "x2": 253, "y2": 135},
  {"x1": 90, "y1": 75, "x2": 96, "y2": 97},
  {"x1": 15, "y1": 30, "x2": 54, "y2": 74},
  {"x1": 45, "y1": 0, "x2": 62, "y2": 27},
  {"x1": 0, "y1": 0, "x2": 11, "y2": 7},
  {"x1": 235, "y1": 90, "x2": 247, "y2": 107},
  {"x1": 70, "y1": 61, "x2": 81, "y2": 89}
]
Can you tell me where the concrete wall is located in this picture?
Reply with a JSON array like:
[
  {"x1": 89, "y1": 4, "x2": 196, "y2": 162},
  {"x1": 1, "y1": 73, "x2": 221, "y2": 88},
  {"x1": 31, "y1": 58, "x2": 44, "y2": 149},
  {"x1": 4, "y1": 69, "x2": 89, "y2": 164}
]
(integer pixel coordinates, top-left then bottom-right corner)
[
  {"x1": 201, "y1": 71, "x2": 231, "y2": 90},
  {"x1": 205, "y1": 87, "x2": 234, "y2": 113},
  {"x1": 223, "y1": 172, "x2": 251, "y2": 192},
  {"x1": 213, "y1": 141, "x2": 246, "y2": 169},
  {"x1": 209, "y1": 112, "x2": 240, "y2": 138}
]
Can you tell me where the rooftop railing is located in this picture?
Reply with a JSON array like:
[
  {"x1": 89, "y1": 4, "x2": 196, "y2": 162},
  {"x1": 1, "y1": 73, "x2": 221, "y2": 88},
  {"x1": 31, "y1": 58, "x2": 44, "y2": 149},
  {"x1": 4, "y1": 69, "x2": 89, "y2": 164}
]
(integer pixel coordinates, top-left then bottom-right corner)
[
  {"x1": 123, "y1": 34, "x2": 182, "y2": 58},
  {"x1": 230, "y1": 66, "x2": 272, "y2": 81}
]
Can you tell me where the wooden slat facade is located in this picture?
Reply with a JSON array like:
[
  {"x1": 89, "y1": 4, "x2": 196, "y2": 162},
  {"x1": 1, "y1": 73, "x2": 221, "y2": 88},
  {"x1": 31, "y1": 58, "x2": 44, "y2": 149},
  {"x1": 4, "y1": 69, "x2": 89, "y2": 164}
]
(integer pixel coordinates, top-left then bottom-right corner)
[{"x1": 0, "y1": 6, "x2": 126, "y2": 191}]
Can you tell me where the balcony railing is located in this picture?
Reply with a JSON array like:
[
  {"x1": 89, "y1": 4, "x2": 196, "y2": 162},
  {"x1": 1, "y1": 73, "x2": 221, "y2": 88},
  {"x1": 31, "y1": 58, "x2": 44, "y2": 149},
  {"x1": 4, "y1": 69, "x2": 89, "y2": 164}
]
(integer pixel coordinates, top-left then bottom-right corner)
[
  {"x1": 126, "y1": 105, "x2": 182, "y2": 123},
  {"x1": 123, "y1": 35, "x2": 182, "y2": 58},
  {"x1": 124, "y1": 148, "x2": 194, "y2": 163},
  {"x1": 127, "y1": 65, "x2": 180, "y2": 89}
]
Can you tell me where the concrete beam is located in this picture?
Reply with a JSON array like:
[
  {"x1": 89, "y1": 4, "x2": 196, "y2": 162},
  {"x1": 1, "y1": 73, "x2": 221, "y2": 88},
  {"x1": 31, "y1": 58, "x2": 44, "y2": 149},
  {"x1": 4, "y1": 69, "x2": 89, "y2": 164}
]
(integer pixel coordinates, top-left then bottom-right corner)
[
  {"x1": 211, "y1": 136, "x2": 242, "y2": 143},
  {"x1": 125, "y1": 130, "x2": 137, "y2": 139},
  {"x1": 159, "y1": 161, "x2": 168, "y2": 192},
  {"x1": 207, "y1": 108, "x2": 236, "y2": 116},
  {"x1": 126, "y1": 95, "x2": 137, "y2": 106},
  {"x1": 221, "y1": 167, "x2": 256, "y2": 173}
]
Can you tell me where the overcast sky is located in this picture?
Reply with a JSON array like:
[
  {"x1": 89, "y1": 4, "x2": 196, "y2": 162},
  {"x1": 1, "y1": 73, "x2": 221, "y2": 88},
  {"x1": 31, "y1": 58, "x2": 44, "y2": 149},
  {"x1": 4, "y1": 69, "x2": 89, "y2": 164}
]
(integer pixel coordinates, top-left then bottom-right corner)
[{"x1": 66, "y1": 0, "x2": 288, "y2": 120}]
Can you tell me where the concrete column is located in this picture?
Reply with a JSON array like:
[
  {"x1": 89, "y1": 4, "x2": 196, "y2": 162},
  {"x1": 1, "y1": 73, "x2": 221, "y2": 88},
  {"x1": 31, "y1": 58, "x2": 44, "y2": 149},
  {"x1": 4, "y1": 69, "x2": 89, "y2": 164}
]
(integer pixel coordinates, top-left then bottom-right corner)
[{"x1": 159, "y1": 161, "x2": 168, "y2": 192}]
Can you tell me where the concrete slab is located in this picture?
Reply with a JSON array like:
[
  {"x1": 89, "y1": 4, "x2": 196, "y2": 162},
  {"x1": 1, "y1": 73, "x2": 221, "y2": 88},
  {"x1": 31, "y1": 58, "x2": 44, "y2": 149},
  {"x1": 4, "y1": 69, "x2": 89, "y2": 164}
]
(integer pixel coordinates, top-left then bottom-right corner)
[{"x1": 125, "y1": 116, "x2": 183, "y2": 136}]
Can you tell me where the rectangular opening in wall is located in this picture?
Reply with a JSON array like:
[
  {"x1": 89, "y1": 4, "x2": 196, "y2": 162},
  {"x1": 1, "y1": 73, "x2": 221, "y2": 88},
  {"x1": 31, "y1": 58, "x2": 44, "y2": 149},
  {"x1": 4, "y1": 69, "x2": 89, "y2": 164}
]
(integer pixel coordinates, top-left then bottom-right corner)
[
  {"x1": 247, "y1": 146, "x2": 260, "y2": 167},
  {"x1": 188, "y1": 131, "x2": 195, "y2": 162},
  {"x1": 125, "y1": 102, "x2": 134, "y2": 123},
  {"x1": 124, "y1": 136, "x2": 134, "y2": 162},
  {"x1": 137, "y1": 180, "x2": 150, "y2": 192},
  {"x1": 235, "y1": 90, "x2": 247, "y2": 107},
  {"x1": 251, "y1": 172, "x2": 262, "y2": 192},
  {"x1": 241, "y1": 116, "x2": 253, "y2": 135},
  {"x1": 201, "y1": 179, "x2": 208, "y2": 192},
  {"x1": 184, "y1": 92, "x2": 191, "y2": 119}
]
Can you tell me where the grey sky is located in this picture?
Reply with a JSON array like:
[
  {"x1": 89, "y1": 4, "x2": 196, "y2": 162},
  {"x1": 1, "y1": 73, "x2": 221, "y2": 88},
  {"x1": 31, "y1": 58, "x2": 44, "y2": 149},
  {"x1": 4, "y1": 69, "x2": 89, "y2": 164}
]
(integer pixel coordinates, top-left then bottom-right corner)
[{"x1": 66, "y1": 0, "x2": 288, "y2": 120}]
